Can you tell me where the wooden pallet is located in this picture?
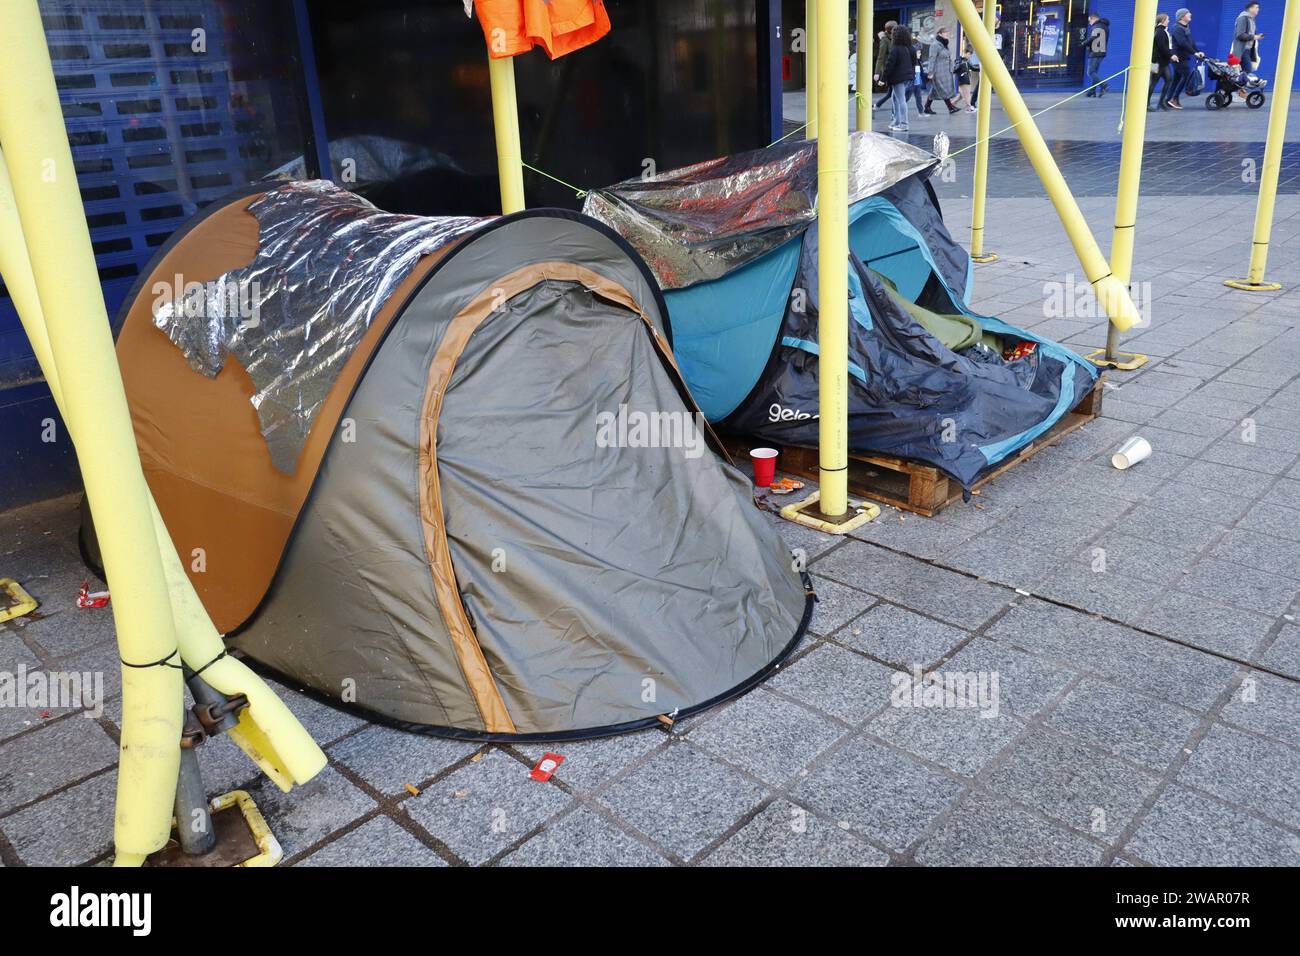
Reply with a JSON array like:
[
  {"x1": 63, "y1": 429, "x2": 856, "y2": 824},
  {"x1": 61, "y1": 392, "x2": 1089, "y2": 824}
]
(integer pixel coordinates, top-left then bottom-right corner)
[{"x1": 728, "y1": 379, "x2": 1104, "y2": 517}]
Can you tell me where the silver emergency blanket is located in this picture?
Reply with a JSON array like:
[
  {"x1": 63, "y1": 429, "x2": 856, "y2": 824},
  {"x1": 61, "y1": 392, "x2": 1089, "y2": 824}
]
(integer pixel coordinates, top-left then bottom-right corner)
[
  {"x1": 264, "y1": 134, "x2": 464, "y2": 185},
  {"x1": 581, "y1": 130, "x2": 937, "y2": 290},
  {"x1": 153, "y1": 180, "x2": 489, "y2": 473}
]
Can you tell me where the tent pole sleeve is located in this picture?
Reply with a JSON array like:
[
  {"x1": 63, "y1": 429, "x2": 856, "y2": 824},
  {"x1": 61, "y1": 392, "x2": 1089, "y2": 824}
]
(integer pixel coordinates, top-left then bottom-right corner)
[
  {"x1": 950, "y1": 0, "x2": 1141, "y2": 332},
  {"x1": 856, "y1": 0, "x2": 871, "y2": 131},
  {"x1": 1229, "y1": 0, "x2": 1300, "y2": 289},
  {"x1": 488, "y1": 53, "x2": 526, "y2": 214},
  {"x1": 817, "y1": 0, "x2": 849, "y2": 516},
  {"x1": 970, "y1": 0, "x2": 997, "y2": 259},
  {"x1": 806, "y1": 0, "x2": 819, "y2": 139},
  {"x1": 0, "y1": 0, "x2": 183, "y2": 866}
]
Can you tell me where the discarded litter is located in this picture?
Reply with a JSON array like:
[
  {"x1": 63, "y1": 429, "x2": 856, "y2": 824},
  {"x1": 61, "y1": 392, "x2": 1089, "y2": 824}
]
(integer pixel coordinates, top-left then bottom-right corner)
[
  {"x1": 750, "y1": 447, "x2": 778, "y2": 488},
  {"x1": 767, "y1": 477, "x2": 805, "y2": 496},
  {"x1": 1111, "y1": 436, "x2": 1152, "y2": 470},
  {"x1": 75, "y1": 582, "x2": 110, "y2": 609},
  {"x1": 530, "y1": 753, "x2": 565, "y2": 782},
  {"x1": 403, "y1": 784, "x2": 420, "y2": 797}
]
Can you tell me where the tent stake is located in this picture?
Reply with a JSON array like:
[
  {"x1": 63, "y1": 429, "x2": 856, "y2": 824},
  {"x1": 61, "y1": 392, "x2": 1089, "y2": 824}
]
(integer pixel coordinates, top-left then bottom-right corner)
[{"x1": 1225, "y1": 0, "x2": 1299, "y2": 292}]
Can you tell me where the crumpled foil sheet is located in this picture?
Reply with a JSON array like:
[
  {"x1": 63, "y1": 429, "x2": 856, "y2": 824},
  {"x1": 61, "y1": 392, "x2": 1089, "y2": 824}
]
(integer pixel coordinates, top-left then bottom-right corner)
[
  {"x1": 582, "y1": 130, "x2": 937, "y2": 290},
  {"x1": 153, "y1": 180, "x2": 489, "y2": 473}
]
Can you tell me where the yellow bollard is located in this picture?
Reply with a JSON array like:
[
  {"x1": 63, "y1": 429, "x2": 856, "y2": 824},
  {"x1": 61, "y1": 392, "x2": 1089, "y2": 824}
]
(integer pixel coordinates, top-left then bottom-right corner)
[
  {"x1": 969, "y1": 0, "x2": 999, "y2": 263},
  {"x1": 856, "y1": 0, "x2": 871, "y2": 131},
  {"x1": 806, "y1": 0, "x2": 819, "y2": 139},
  {"x1": 951, "y1": 0, "x2": 1141, "y2": 332},
  {"x1": 0, "y1": 0, "x2": 183, "y2": 866},
  {"x1": 1087, "y1": 0, "x2": 1157, "y2": 370},
  {"x1": 1226, "y1": 0, "x2": 1300, "y2": 292},
  {"x1": 487, "y1": 54, "x2": 527, "y2": 214}
]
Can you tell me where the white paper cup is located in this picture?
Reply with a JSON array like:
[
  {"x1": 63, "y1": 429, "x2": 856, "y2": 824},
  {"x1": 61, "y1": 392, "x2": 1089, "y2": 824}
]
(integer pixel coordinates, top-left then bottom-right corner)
[{"x1": 1111, "y1": 436, "x2": 1152, "y2": 470}]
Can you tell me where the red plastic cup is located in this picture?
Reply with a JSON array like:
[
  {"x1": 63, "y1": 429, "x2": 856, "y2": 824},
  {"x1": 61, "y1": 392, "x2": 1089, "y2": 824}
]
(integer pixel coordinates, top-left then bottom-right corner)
[{"x1": 750, "y1": 447, "x2": 778, "y2": 487}]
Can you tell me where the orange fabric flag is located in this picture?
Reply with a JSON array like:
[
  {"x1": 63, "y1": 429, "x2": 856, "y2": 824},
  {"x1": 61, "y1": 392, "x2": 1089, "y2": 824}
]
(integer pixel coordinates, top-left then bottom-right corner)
[{"x1": 475, "y1": 0, "x2": 611, "y2": 59}]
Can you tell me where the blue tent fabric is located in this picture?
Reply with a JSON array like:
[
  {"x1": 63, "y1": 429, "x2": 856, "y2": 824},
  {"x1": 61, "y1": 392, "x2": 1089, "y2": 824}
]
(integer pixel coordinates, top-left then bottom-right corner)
[{"x1": 584, "y1": 132, "x2": 1099, "y2": 489}]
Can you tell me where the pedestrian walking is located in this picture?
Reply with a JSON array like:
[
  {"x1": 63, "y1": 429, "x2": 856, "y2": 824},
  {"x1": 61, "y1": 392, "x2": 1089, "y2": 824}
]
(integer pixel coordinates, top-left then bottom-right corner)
[
  {"x1": 885, "y1": 25, "x2": 916, "y2": 132},
  {"x1": 956, "y1": 41, "x2": 976, "y2": 111},
  {"x1": 1231, "y1": 2, "x2": 1265, "y2": 93},
  {"x1": 1166, "y1": 8, "x2": 1205, "y2": 108},
  {"x1": 1150, "y1": 12, "x2": 1175, "y2": 109},
  {"x1": 925, "y1": 28, "x2": 961, "y2": 114},
  {"x1": 873, "y1": 21, "x2": 897, "y2": 108},
  {"x1": 911, "y1": 36, "x2": 930, "y2": 115},
  {"x1": 1085, "y1": 12, "x2": 1111, "y2": 96}
]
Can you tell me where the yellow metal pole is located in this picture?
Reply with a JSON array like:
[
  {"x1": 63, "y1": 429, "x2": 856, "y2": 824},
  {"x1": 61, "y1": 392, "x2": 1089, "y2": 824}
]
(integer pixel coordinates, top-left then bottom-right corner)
[
  {"x1": 2, "y1": 157, "x2": 324, "y2": 794},
  {"x1": 856, "y1": 0, "x2": 871, "y2": 131},
  {"x1": 970, "y1": 0, "x2": 998, "y2": 262},
  {"x1": 1226, "y1": 0, "x2": 1300, "y2": 291},
  {"x1": 807, "y1": 0, "x2": 819, "y2": 138},
  {"x1": 951, "y1": 0, "x2": 1141, "y2": 332},
  {"x1": 818, "y1": 0, "x2": 849, "y2": 516},
  {"x1": 1095, "y1": 0, "x2": 1158, "y2": 367},
  {"x1": 0, "y1": 0, "x2": 182, "y2": 866},
  {"x1": 487, "y1": 54, "x2": 526, "y2": 214}
]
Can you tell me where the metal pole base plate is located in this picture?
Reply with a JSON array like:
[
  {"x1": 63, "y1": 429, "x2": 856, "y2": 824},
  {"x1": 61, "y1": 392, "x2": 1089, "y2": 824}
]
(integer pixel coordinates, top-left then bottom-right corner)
[
  {"x1": 780, "y1": 490, "x2": 880, "y2": 534},
  {"x1": 0, "y1": 578, "x2": 38, "y2": 623},
  {"x1": 149, "y1": 790, "x2": 283, "y2": 868},
  {"x1": 971, "y1": 253, "x2": 999, "y2": 263},
  {"x1": 1085, "y1": 348, "x2": 1149, "y2": 371},
  {"x1": 1224, "y1": 279, "x2": 1283, "y2": 292}
]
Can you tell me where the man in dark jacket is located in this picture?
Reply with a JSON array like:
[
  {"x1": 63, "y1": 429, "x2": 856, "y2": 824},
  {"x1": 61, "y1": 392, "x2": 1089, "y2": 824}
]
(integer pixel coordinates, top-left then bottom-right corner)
[
  {"x1": 1085, "y1": 13, "x2": 1110, "y2": 96},
  {"x1": 1166, "y1": 8, "x2": 1205, "y2": 109},
  {"x1": 1149, "y1": 12, "x2": 1175, "y2": 110}
]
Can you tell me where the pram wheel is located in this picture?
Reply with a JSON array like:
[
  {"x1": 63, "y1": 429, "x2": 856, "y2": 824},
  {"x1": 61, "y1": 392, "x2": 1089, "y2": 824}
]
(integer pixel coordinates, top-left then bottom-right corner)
[
  {"x1": 1206, "y1": 90, "x2": 1230, "y2": 109},
  {"x1": 1246, "y1": 91, "x2": 1265, "y2": 109}
]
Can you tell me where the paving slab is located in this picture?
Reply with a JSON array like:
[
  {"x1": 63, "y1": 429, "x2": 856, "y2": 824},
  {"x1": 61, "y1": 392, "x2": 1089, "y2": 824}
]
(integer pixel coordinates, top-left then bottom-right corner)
[
  {"x1": 500, "y1": 806, "x2": 670, "y2": 867},
  {"x1": 838, "y1": 602, "x2": 970, "y2": 669},
  {"x1": 0, "y1": 715, "x2": 117, "y2": 814},
  {"x1": 1125, "y1": 786, "x2": 1300, "y2": 867},
  {"x1": 298, "y1": 816, "x2": 448, "y2": 867},
  {"x1": 764, "y1": 642, "x2": 899, "y2": 724},
  {"x1": 1046, "y1": 678, "x2": 1201, "y2": 772},
  {"x1": 791, "y1": 736, "x2": 963, "y2": 852},
  {"x1": 1, "y1": 770, "x2": 115, "y2": 866},
  {"x1": 703, "y1": 798, "x2": 890, "y2": 867},
  {"x1": 987, "y1": 728, "x2": 1161, "y2": 844},
  {"x1": 329, "y1": 724, "x2": 479, "y2": 796},
  {"x1": 596, "y1": 743, "x2": 766, "y2": 861},
  {"x1": 404, "y1": 749, "x2": 572, "y2": 864},
  {"x1": 248, "y1": 766, "x2": 377, "y2": 861},
  {"x1": 517, "y1": 730, "x2": 665, "y2": 793},
  {"x1": 687, "y1": 689, "x2": 845, "y2": 787},
  {"x1": 1178, "y1": 723, "x2": 1300, "y2": 830},
  {"x1": 914, "y1": 793, "x2": 1105, "y2": 866}
]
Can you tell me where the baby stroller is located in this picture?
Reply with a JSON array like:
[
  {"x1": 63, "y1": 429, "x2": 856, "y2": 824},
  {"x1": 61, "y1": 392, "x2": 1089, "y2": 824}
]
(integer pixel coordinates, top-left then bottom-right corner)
[{"x1": 1203, "y1": 56, "x2": 1267, "y2": 109}]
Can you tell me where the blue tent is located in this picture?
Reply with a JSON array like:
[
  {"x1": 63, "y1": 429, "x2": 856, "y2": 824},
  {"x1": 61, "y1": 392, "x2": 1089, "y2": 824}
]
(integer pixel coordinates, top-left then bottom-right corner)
[{"x1": 583, "y1": 133, "x2": 1098, "y2": 489}]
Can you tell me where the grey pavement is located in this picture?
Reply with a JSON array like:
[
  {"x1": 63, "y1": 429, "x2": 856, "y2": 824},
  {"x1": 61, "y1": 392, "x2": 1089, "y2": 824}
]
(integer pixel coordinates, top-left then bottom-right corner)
[{"x1": 2, "y1": 94, "x2": 1299, "y2": 867}]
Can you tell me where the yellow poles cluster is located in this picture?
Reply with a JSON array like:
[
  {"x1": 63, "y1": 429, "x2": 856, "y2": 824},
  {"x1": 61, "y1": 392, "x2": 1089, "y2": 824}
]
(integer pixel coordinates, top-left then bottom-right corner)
[
  {"x1": 1226, "y1": 0, "x2": 1300, "y2": 291},
  {"x1": 807, "y1": 0, "x2": 819, "y2": 139},
  {"x1": 816, "y1": 0, "x2": 849, "y2": 516},
  {"x1": 950, "y1": 0, "x2": 1140, "y2": 332},
  {"x1": 855, "y1": 0, "x2": 871, "y2": 131},
  {"x1": 0, "y1": 0, "x2": 324, "y2": 866},
  {"x1": 488, "y1": 54, "x2": 527, "y2": 214},
  {"x1": 969, "y1": 0, "x2": 998, "y2": 263},
  {"x1": 0, "y1": 3, "x2": 184, "y2": 865}
]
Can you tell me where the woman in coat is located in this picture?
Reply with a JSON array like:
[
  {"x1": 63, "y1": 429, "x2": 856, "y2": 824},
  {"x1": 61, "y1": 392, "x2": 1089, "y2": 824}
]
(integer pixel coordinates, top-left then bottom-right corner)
[
  {"x1": 1149, "y1": 12, "x2": 1175, "y2": 110},
  {"x1": 885, "y1": 25, "x2": 917, "y2": 132},
  {"x1": 925, "y1": 28, "x2": 960, "y2": 114}
]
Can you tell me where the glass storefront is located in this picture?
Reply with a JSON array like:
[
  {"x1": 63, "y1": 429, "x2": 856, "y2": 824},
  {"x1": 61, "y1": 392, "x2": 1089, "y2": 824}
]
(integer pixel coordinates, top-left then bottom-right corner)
[{"x1": 988, "y1": 0, "x2": 1090, "y2": 87}]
